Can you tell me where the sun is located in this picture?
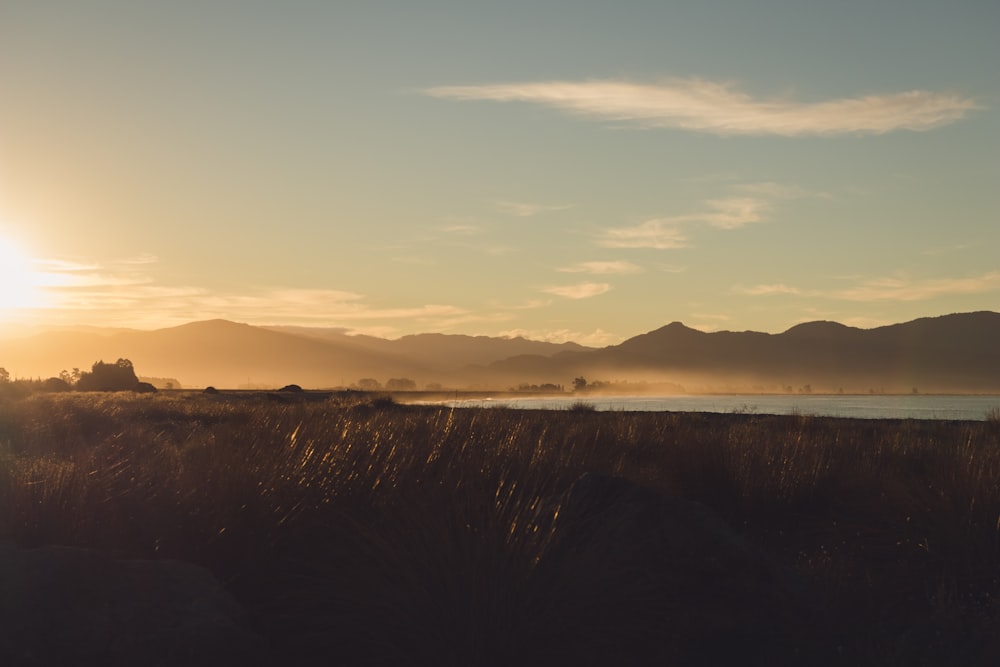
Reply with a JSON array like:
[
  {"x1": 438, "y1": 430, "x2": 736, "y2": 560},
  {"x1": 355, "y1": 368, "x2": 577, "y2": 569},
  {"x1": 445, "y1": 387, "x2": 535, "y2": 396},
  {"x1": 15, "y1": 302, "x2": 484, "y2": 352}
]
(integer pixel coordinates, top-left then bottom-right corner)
[{"x1": 0, "y1": 235, "x2": 43, "y2": 316}]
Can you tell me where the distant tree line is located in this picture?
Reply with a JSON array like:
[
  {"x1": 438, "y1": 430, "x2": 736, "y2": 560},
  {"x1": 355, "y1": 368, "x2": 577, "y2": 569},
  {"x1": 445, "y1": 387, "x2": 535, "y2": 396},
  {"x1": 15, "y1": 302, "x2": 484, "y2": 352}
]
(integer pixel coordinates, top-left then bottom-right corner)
[
  {"x1": 570, "y1": 378, "x2": 688, "y2": 394},
  {"x1": 513, "y1": 383, "x2": 565, "y2": 393},
  {"x1": 0, "y1": 359, "x2": 156, "y2": 396},
  {"x1": 352, "y1": 378, "x2": 419, "y2": 391}
]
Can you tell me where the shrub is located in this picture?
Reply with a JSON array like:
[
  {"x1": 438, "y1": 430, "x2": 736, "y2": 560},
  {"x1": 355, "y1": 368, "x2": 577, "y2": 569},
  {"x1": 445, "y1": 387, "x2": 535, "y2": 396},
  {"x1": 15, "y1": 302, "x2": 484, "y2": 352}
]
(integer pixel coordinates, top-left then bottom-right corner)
[
  {"x1": 75, "y1": 359, "x2": 139, "y2": 392},
  {"x1": 40, "y1": 377, "x2": 72, "y2": 393}
]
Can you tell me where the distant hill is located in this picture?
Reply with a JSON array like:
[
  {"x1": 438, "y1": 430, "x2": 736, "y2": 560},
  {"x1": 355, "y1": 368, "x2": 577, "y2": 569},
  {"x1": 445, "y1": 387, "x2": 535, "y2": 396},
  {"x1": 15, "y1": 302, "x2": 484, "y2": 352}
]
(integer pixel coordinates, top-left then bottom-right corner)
[
  {"x1": 479, "y1": 311, "x2": 1000, "y2": 393},
  {"x1": 265, "y1": 326, "x2": 589, "y2": 371},
  {"x1": 1, "y1": 320, "x2": 591, "y2": 389},
  {"x1": 3, "y1": 312, "x2": 998, "y2": 392}
]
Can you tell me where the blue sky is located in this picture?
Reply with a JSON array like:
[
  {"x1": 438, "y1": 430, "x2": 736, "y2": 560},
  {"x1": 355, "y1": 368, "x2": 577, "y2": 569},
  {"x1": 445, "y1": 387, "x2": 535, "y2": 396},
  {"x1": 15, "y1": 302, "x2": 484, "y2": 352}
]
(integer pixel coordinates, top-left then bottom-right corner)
[{"x1": 1, "y1": 1, "x2": 997, "y2": 343}]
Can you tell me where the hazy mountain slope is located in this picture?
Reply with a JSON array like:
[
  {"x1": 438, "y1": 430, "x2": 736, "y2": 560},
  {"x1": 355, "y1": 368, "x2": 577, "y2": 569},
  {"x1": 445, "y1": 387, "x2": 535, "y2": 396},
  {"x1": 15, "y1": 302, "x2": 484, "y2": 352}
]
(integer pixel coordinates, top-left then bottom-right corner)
[
  {"x1": 479, "y1": 312, "x2": 1000, "y2": 393},
  {"x1": 3, "y1": 320, "x2": 589, "y2": 389},
  {"x1": 266, "y1": 326, "x2": 591, "y2": 370},
  {"x1": 4, "y1": 312, "x2": 997, "y2": 392},
  {"x1": 2, "y1": 320, "x2": 430, "y2": 389}
]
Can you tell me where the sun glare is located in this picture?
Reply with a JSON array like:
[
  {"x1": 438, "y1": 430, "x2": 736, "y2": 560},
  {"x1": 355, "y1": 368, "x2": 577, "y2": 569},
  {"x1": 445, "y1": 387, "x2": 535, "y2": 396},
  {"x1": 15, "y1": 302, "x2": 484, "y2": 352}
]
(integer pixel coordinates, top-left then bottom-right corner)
[{"x1": 0, "y1": 235, "x2": 43, "y2": 316}]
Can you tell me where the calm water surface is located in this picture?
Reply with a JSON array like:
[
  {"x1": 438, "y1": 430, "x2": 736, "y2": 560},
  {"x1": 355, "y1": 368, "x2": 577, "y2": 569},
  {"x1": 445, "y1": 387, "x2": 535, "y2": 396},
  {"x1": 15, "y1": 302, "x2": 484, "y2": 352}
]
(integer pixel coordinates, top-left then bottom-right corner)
[{"x1": 427, "y1": 394, "x2": 1000, "y2": 421}]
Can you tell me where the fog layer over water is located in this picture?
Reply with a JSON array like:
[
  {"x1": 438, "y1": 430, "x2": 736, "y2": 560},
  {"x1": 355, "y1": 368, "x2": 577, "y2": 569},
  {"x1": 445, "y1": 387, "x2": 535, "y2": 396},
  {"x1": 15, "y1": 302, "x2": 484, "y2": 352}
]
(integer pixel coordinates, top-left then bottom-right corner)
[{"x1": 430, "y1": 394, "x2": 1000, "y2": 421}]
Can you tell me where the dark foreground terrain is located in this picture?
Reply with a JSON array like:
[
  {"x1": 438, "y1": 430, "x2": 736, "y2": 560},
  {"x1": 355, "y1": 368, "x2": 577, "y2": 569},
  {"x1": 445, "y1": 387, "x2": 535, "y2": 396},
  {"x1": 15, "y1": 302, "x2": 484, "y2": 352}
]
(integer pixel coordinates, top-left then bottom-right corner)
[{"x1": 1, "y1": 392, "x2": 998, "y2": 665}]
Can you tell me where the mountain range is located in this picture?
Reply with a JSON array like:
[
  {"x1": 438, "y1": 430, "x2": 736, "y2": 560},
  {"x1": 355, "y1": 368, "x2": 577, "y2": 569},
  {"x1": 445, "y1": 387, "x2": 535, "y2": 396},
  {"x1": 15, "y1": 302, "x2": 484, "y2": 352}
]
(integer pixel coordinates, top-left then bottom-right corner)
[
  {"x1": 482, "y1": 311, "x2": 1000, "y2": 393},
  {"x1": 1, "y1": 311, "x2": 998, "y2": 393},
  {"x1": 0, "y1": 319, "x2": 588, "y2": 390}
]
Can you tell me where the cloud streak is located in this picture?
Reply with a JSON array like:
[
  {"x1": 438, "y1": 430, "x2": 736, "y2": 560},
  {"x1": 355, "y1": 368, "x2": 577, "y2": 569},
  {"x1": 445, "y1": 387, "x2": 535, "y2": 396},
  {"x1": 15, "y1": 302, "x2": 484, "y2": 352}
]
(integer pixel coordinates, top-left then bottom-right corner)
[
  {"x1": 498, "y1": 327, "x2": 618, "y2": 347},
  {"x1": 831, "y1": 272, "x2": 1000, "y2": 302},
  {"x1": 558, "y1": 261, "x2": 643, "y2": 275},
  {"x1": 496, "y1": 200, "x2": 573, "y2": 217},
  {"x1": 734, "y1": 272, "x2": 1000, "y2": 302},
  {"x1": 597, "y1": 197, "x2": 767, "y2": 249},
  {"x1": 21, "y1": 254, "x2": 479, "y2": 333},
  {"x1": 732, "y1": 284, "x2": 803, "y2": 296},
  {"x1": 542, "y1": 282, "x2": 611, "y2": 299},
  {"x1": 426, "y1": 78, "x2": 978, "y2": 136},
  {"x1": 597, "y1": 178, "x2": 829, "y2": 250},
  {"x1": 599, "y1": 220, "x2": 689, "y2": 249},
  {"x1": 685, "y1": 197, "x2": 771, "y2": 230}
]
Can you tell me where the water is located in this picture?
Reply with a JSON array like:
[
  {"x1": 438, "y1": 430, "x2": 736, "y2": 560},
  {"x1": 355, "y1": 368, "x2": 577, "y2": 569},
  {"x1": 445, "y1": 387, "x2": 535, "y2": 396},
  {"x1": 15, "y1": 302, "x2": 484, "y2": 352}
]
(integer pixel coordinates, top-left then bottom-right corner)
[{"x1": 423, "y1": 394, "x2": 1000, "y2": 421}]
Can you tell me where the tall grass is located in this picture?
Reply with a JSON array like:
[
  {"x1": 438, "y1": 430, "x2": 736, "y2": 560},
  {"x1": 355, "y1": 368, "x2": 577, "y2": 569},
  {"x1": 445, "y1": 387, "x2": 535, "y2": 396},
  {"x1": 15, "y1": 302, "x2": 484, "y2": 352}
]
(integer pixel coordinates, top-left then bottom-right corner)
[{"x1": 1, "y1": 393, "x2": 998, "y2": 665}]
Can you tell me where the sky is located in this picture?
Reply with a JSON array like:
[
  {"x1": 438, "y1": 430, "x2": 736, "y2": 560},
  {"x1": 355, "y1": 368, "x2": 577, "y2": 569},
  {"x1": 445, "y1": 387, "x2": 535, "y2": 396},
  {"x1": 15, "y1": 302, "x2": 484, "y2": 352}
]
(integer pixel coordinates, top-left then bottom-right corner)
[{"x1": 1, "y1": 0, "x2": 998, "y2": 345}]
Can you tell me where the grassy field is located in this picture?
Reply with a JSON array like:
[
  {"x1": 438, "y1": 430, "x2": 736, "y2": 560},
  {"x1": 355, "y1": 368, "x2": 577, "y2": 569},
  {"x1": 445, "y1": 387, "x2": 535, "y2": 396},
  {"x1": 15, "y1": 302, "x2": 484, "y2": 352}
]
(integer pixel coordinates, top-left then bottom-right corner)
[{"x1": 1, "y1": 391, "x2": 998, "y2": 665}]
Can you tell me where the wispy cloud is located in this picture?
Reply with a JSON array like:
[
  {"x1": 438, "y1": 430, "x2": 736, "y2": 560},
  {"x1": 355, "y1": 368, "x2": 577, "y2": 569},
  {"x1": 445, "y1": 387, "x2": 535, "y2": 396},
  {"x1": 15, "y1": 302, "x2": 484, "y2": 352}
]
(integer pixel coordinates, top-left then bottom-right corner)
[
  {"x1": 597, "y1": 197, "x2": 766, "y2": 249},
  {"x1": 920, "y1": 243, "x2": 970, "y2": 256},
  {"x1": 117, "y1": 253, "x2": 160, "y2": 265},
  {"x1": 44, "y1": 284, "x2": 473, "y2": 333},
  {"x1": 439, "y1": 224, "x2": 482, "y2": 235},
  {"x1": 32, "y1": 258, "x2": 102, "y2": 273},
  {"x1": 513, "y1": 298, "x2": 552, "y2": 309},
  {"x1": 496, "y1": 200, "x2": 573, "y2": 217},
  {"x1": 732, "y1": 283, "x2": 804, "y2": 296},
  {"x1": 558, "y1": 260, "x2": 643, "y2": 275},
  {"x1": 390, "y1": 255, "x2": 436, "y2": 266},
  {"x1": 597, "y1": 178, "x2": 826, "y2": 249},
  {"x1": 836, "y1": 316, "x2": 896, "y2": 330},
  {"x1": 688, "y1": 313, "x2": 732, "y2": 332},
  {"x1": 599, "y1": 220, "x2": 688, "y2": 249},
  {"x1": 29, "y1": 255, "x2": 158, "y2": 290},
  {"x1": 542, "y1": 282, "x2": 612, "y2": 299},
  {"x1": 733, "y1": 272, "x2": 1000, "y2": 302},
  {"x1": 734, "y1": 181, "x2": 833, "y2": 200},
  {"x1": 426, "y1": 78, "x2": 978, "y2": 136},
  {"x1": 498, "y1": 327, "x2": 619, "y2": 346},
  {"x1": 687, "y1": 197, "x2": 771, "y2": 229},
  {"x1": 792, "y1": 310, "x2": 895, "y2": 330},
  {"x1": 653, "y1": 263, "x2": 687, "y2": 274},
  {"x1": 831, "y1": 272, "x2": 1000, "y2": 302},
  {"x1": 21, "y1": 254, "x2": 477, "y2": 333}
]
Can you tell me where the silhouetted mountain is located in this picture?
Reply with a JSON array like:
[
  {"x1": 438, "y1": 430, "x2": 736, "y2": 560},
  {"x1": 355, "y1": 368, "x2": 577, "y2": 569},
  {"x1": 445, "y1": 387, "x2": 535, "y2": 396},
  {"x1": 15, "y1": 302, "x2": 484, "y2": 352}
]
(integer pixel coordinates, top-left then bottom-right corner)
[
  {"x1": 480, "y1": 312, "x2": 1000, "y2": 393},
  {"x1": 2, "y1": 319, "x2": 589, "y2": 389},
  {"x1": 266, "y1": 326, "x2": 589, "y2": 370},
  {"x1": 4, "y1": 312, "x2": 998, "y2": 392},
  {"x1": 1, "y1": 320, "x2": 425, "y2": 389}
]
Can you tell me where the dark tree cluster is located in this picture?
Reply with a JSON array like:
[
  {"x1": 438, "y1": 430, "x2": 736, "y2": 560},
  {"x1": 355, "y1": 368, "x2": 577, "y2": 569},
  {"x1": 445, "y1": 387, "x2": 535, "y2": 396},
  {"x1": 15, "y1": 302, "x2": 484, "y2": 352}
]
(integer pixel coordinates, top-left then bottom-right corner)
[
  {"x1": 0, "y1": 359, "x2": 156, "y2": 396},
  {"x1": 385, "y1": 378, "x2": 417, "y2": 391},
  {"x1": 514, "y1": 382, "x2": 565, "y2": 393},
  {"x1": 75, "y1": 359, "x2": 155, "y2": 393}
]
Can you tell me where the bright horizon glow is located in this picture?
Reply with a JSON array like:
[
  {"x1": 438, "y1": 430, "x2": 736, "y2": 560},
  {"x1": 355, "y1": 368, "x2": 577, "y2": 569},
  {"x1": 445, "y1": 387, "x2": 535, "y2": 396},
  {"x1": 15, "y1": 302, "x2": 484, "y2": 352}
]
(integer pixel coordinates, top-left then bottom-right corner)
[
  {"x1": 0, "y1": 2, "x2": 997, "y2": 343},
  {"x1": 0, "y1": 236, "x2": 45, "y2": 317}
]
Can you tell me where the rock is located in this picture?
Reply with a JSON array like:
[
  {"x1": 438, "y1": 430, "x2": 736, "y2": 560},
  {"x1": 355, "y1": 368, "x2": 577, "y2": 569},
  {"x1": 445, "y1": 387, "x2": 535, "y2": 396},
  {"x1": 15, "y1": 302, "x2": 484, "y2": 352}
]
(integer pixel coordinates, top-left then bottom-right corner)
[{"x1": 0, "y1": 543, "x2": 262, "y2": 667}]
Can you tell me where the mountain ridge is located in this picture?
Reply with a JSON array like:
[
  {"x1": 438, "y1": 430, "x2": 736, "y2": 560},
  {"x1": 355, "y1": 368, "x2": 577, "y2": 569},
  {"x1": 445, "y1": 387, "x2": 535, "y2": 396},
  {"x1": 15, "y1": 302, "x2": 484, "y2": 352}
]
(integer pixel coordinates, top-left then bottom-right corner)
[
  {"x1": 2, "y1": 311, "x2": 998, "y2": 392},
  {"x1": 480, "y1": 311, "x2": 1000, "y2": 393}
]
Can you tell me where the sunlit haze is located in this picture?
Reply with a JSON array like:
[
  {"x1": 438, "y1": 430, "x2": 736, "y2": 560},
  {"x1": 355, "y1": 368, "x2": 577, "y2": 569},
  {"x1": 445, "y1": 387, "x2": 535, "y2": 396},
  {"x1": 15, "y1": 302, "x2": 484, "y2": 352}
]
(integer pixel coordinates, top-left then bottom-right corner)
[
  {"x1": 1, "y1": 1, "x2": 997, "y2": 344},
  {"x1": 0, "y1": 235, "x2": 43, "y2": 315}
]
